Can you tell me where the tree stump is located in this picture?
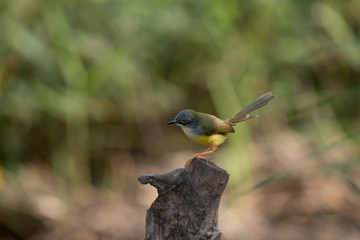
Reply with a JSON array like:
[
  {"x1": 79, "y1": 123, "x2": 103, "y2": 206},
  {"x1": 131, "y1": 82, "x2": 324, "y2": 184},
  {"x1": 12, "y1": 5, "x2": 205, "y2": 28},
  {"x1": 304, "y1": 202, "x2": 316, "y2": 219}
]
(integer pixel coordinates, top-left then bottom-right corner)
[{"x1": 138, "y1": 158, "x2": 229, "y2": 240}]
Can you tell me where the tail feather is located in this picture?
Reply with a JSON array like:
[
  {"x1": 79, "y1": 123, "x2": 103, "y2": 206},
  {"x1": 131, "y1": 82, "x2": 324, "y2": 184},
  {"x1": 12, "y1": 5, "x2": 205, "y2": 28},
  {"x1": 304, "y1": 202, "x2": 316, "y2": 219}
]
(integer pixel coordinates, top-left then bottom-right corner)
[{"x1": 227, "y1": 92, "x2": 276, "y2": 124}]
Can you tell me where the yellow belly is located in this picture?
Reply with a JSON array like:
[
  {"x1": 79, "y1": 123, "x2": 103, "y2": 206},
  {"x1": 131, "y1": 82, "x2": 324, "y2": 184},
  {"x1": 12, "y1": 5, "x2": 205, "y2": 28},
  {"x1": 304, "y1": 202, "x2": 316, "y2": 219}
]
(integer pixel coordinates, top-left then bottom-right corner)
[
  {"x1": 180, "y1": 126, "x2": 229, "y2": 145},
  {"x1": 195, "y1": 134, "x2": 228, "y2": 145}
]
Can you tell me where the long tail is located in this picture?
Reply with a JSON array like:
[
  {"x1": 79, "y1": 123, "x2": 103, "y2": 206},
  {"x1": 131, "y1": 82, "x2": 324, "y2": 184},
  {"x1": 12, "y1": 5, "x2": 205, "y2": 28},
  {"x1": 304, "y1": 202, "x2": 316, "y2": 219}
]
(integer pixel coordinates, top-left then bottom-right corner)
[{"x1": 226, "y1": 92, "x2": 276, "y2": 124}]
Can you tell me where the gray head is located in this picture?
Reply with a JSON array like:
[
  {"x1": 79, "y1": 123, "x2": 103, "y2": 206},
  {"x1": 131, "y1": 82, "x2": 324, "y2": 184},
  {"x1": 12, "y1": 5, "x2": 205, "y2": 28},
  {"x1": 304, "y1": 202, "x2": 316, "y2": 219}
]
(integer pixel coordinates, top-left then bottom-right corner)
[{"x1": 166, "y1": 109, "x2": 198, "y2": 127}]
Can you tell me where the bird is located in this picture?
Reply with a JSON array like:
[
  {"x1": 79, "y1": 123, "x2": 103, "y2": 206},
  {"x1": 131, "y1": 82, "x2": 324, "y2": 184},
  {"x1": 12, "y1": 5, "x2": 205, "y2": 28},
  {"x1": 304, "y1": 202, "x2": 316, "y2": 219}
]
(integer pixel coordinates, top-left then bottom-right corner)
[{"x1": 166, "y1": 92, "x2": 276, "y2": 166}]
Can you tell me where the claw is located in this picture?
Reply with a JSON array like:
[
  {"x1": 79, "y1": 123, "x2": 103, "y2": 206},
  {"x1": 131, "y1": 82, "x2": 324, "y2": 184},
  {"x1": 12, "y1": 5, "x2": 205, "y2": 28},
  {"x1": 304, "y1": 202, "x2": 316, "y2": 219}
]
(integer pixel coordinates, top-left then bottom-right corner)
[{"x1": 184, "y1": 145, "x2": 218, "y2": 167}]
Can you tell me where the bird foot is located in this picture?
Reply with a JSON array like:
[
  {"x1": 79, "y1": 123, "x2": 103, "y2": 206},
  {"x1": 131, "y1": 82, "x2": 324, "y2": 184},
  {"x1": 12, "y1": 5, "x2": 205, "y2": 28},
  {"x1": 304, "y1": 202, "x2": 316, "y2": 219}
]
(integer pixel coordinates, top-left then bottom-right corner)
[{"x1": 184, "y1": 155, "x2": 213, "y2": 167}]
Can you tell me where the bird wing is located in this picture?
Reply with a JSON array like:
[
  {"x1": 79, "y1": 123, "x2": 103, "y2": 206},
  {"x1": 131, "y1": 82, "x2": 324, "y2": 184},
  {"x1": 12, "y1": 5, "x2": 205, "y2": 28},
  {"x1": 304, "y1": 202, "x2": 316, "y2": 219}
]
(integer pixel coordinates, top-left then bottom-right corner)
[
  {"x1": 197, "y1": 112, "x2": 235, "y2": 135},
  {"x1": 215, "y1": 119, "x2": 235, "y2": 133}
]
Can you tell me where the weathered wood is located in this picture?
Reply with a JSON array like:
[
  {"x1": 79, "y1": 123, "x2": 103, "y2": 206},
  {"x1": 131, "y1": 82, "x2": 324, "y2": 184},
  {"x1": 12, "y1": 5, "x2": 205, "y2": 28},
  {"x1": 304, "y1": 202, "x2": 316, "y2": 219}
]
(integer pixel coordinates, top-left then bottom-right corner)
[{"x1": 138, "y1": 158, "x2": 229, "y2": 240}]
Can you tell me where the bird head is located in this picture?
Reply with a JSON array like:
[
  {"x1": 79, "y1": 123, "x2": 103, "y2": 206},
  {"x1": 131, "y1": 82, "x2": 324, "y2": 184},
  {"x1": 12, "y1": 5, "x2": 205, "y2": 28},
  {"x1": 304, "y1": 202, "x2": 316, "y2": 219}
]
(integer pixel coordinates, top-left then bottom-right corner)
[{"x1": 166, "y1": 109, "x2": 198, "y2": 127}]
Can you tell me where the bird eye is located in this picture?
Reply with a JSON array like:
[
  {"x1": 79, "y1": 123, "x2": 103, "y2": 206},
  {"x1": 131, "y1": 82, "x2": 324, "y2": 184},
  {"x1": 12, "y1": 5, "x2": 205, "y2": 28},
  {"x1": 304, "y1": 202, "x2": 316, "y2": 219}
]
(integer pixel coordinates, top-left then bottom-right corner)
[{"x1": 181, "y1": 120, "x2": 191, "y2": 125}]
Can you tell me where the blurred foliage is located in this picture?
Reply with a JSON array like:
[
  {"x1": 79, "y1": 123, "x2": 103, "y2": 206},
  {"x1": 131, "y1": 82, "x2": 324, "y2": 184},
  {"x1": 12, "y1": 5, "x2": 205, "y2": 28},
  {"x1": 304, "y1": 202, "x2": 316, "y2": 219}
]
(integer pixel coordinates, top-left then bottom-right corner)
[{"x1": 0, "y1": 0, "x2": 360, "y2": 239}]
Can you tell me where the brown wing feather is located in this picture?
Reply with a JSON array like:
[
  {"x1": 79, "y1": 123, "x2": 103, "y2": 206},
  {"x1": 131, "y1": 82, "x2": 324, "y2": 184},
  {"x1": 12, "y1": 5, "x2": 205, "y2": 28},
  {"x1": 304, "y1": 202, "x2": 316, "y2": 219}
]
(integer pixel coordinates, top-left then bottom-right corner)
[
  {"x1": 216, "y1": 119, "x2": 235, "y2": 133},
  {"x1": 197, "y1": 112, "x2": 235, "y2": 135}
]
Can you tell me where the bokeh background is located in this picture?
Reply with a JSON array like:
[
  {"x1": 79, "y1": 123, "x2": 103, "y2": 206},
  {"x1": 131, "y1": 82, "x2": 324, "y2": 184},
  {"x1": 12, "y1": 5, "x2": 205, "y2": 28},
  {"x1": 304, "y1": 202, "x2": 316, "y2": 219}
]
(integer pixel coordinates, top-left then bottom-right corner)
[{"x1": 1, "y1": 0, "x2": 360, "y2": 239}]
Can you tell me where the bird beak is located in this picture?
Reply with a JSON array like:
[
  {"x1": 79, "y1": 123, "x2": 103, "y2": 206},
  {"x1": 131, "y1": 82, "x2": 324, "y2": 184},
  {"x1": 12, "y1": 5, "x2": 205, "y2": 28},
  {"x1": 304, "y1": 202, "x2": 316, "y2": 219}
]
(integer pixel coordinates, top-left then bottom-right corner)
[{"x1": 166, "y1": 120, "x2": 178, "y2": 125}]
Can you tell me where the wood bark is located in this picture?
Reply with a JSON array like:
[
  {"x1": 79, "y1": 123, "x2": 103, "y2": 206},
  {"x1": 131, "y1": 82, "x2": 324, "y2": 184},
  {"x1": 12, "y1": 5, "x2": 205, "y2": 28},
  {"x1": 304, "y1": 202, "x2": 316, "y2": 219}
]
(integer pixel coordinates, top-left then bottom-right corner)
[{"x1": 138, "y1": 158, "x2": 229, "y2": 240}]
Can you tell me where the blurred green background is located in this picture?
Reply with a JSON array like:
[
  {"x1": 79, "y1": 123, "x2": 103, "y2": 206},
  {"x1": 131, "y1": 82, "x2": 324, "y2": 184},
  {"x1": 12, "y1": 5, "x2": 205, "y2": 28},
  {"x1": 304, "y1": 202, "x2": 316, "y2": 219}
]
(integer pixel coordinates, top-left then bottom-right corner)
[{"x1": 1, "y1": 0, "x2": 360, "y2": 239}]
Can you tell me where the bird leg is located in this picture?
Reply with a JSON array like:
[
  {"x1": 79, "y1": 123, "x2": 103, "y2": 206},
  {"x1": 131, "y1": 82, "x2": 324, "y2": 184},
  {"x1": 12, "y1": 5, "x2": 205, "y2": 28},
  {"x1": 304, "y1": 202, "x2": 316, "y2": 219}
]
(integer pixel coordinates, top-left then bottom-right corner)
[{"x1": 185, "y1": 145, "x2": 219, "y2": 167}]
